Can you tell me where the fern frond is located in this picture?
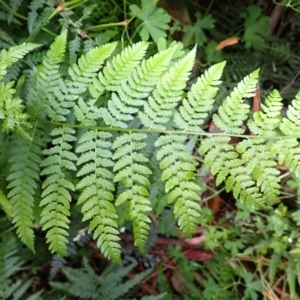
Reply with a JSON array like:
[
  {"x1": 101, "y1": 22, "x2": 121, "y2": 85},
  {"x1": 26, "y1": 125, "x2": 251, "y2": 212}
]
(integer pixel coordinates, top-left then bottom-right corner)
[
  {"x1": 174, "y1": 61, "x2": 226, "y2": 131},
  {"x1": 156, "y1": 134, "x2": 201, "y2": 237},
  {"x1": 51, "y1": 259, "x2": 152, "y2": 300},
  {"x1": 213, "y1": 69, "x2": 259, "y2": 134},
  {"x1": 6, "y1": 125, "x2": 43, "y2": 251},
  {"x1": 113, "y1": 132, "x2": 152, "y2": 250},
  {"x1": 40, "y1": 127, "x2": 77, "y2": 256},
  {"x1": 100, "y1": 47, "x2": 175, "y2": 128},
  {"x1": 76, "y1": 130, "x2": 121, "y2": 263},
  {"x1": 139, "y1": 47, "x2": 197, "y2": 130}
]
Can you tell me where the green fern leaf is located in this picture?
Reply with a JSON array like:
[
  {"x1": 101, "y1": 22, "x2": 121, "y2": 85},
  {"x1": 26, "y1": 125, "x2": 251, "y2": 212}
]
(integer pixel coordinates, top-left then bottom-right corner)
[
  {"x1": 51, "y1": 259, "x2": 152, "y2": 300},
  {"x1": 69, "y1": 34, "x2": 81, "y2": 65},
  {"x1": 280, "y1": 90, "x2": 300, "y2": 136},
  {"x1": 139, "y1": 46, "x2": 197, "y2": 130},
  {"x1": 72, "y1": 42, "x2": 119, "y2": 124},
  {"x1": 0, "y1": 43, "x2": 40, "y2": 80},
  {"x1": 234, "y1": 90, "x2": 283, "y2": 202},
  {"x1": 40, "y1": 127, "x2": 77, "y2": 256},
  {"x1": 269, "y1": 253, "x2": 282, "y2": 285},
  {"x1": 28, "y1": 0, "x2": 45, "y2": 33},
  {"x1": 113, "y1": 132, "x2": 152, "y2": 250},
  {"x1": 237, "y1": 139, "x2": 280, "y2": 204},
  {"x1": 39, "y1": 31, "x2": 70, "y2": 121},
  {"x1": 213, "y1": 69, "x2": 259, "y2": 134},
  {"x1": 79, "y1": 42, "x2": 149, "y2": 126},
  {"x1": 6, "y1": 126, "x2": 43, "y2": 251},
  {"x1": 69, "y1": 42, "x2": 117, "y2": 94},
  {"x1": 90, "y1": 41, "x2": 149, "y2": 98},
  {"x1": 101, "y1": 47, "x2": 175, "y2": 128},
  {"x1": 0, "y1": 29, "x2": 15, "y2": 48},
  {"x1": 199, "y1": 70, "x2": 271, "y2": 209},
  {"x1": 247, "y1": 89, "x2": 282, "y2": 135},
  {"x1": 174, "y1": 61, "x2": 226, "y2": 131},
  {"x1": 156, "y1": 134, "x2": 201, "y2": 237},
  {"x1": 76, "y1": 130, "x2": 121, "y2": 263},
  {"x1": 28, "y1": 6, "x2": 52, "y2": 39},
  {"x1": 0, "y1": 87, "x2": 32, "y2": 138},
  {"x1": 287, "y1": 256, "x2": 297, "y2": 299},
  {"x1": 272, "y1": 91, "x2": 300, "y2": 177}
]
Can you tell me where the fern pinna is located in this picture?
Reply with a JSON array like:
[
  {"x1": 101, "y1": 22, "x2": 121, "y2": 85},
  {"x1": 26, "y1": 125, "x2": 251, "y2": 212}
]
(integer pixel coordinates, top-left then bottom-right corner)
[{"x1": 2, "y1": 31, "x2": 300, "y2": 262}]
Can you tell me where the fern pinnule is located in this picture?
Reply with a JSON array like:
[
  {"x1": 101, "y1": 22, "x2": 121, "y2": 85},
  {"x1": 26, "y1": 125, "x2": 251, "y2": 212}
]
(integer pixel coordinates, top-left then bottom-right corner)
[
  {"x1": 71, "y1": 42, "x2": 118, "y2": 124},
  {"x1": 273, "y1": 138, "x2": 300, "y2": 178},
  {"x1": 237, "y1": 139, "x2": 281, "y2": 204},
  {"x1": 28, "y1": 0, "x2": 45, "y2": 33},
  {"x1": 90, "y1": 42, "x2": 149, "y2": 99},
  {"x1": 89, "y1": 41, "x2": 149, "y2": 99},
  {"x1": 40, "y1": 31, "x2": 68, "y2": 121},
  {"x1": 40, "y1": 126, "x2": 77, "y2": 256},
  {"x1": 235, "y1": 90, "x2": 283, "y2": 202},
  {"x1": 0, "y1": 29, "x2": 15, "y2": 49},
  {"x1": 139, "y1": 46, "x2": 197, "y2": 130},
  {"x1": 269, "y1": 253, "x2": 282, "y2": 285},
  {"x1": 174, "y1": 61, "x2": 226, "y2": 132},
  {"x1": 69, "y1": 42, "x2": 117, "y2": 95},
  {"x1": 280, "y1": 91, "x2": 300, "y2": 136},
  {"x1": 248, "y1": 89, "x2": 283, "y2": 135},
  {"x1": 0, "y1": 42, "x2": 39, "y2": 135},
  {"x1": 101, "y1": 47, "x2": 175, "y2": 128},
  {"x1": 80, "y1": 42, "x2": 149, "y2": 126},
  {"x1": 69, "y1": 35, "x2": 81, "y2": 65},
  {"x1": 272, "y1": 91, "x2": 300, "y2": 177},
  {"x1": 0, "y1": 43, "x2": 40, "y2": 80},
  {"x1": 76, "y1": 130, "x2": 121, "y2": 263},
  {"x1": 213, "y1": 69, "x2": 259, "y2": 134},
  {"x1": 2, "y1": 96, "x2": 32, "y2": 139},
  {"x1": 6, "y1": 127, "x2": 43, "y2": 251},
  {"x1": 227, "y1": 164, "x2": 265, "y2": 209},
  {"x1": 156, "y1": 134, "x2": 201, "y2": 237},
  {"x1": 113, "y1": 132, "x2": 152, "y2": 250}
]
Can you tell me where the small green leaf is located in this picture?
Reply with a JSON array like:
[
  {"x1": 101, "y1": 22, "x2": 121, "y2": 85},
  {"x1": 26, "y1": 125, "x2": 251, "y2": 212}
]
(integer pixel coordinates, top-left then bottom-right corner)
[
  {"x1": 243, "y1": 272, "x2": 262, "y2": 300},
  {"x1": 130, "y1": 0, "x2": 170, "y2": 44},
  {"x1": 183, "y1": 12, "x2": 215, "y2": 47},
  {"x1": 240, "y1": 5, "x2": 270, "y2": 49}
]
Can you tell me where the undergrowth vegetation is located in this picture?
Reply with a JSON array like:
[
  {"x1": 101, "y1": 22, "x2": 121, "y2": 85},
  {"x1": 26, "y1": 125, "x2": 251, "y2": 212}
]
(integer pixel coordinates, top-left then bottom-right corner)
[{"x1": 1, "y1": 0, "x2": 300, "y2": 299}]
